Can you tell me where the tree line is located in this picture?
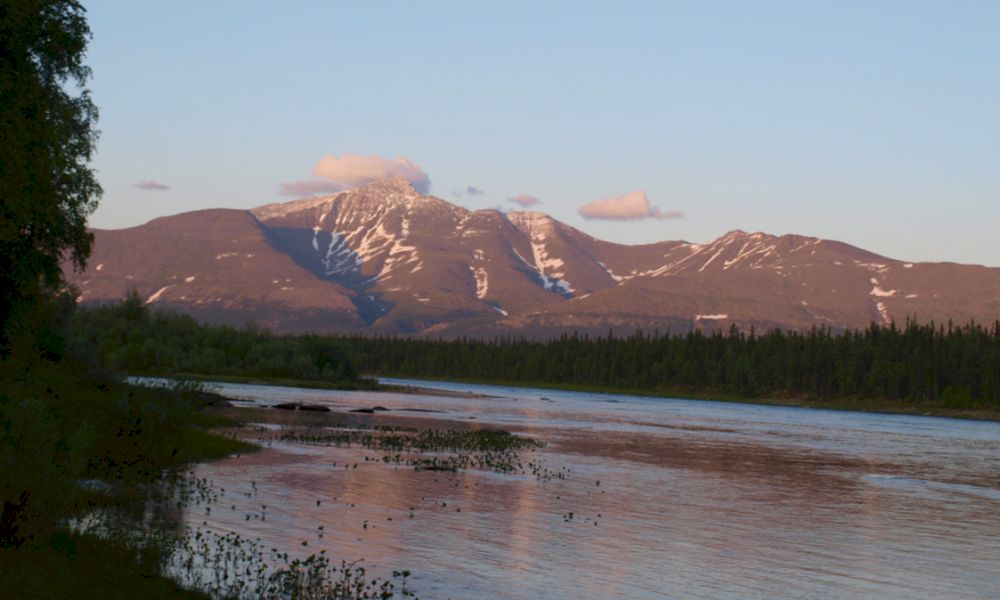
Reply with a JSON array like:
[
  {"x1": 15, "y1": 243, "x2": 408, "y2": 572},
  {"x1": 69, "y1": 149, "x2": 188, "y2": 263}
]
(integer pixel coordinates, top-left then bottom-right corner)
[
  {"x1": 69, "y1": 291, "x2": 366, "y2": 385},
  {"x1": 343, "y1": 320, "x2": 1000, "y2": 409},
  {"x1": 72, "y1": 294, "x2": 1000, "y2": 409}
]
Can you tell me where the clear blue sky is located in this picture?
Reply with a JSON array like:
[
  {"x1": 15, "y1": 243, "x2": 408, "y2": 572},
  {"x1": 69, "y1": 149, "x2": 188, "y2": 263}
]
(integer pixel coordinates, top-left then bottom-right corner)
[{"x1": 84, "y1": 1, "x2": 999, "y2": 265}]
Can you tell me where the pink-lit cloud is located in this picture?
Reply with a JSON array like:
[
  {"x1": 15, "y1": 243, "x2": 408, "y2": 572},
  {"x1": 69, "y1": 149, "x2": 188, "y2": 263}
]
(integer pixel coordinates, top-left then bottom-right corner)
[
  {"x1": 577, "y1": 191, "x2": 683, "y2": 221},
  {"x1": 134, "y1": 180, "x2": 170, "y2": 191},
  {"x1": 312, "y1": 154, "x2": 430, "y2": 193},
  {"x1": 507, "y1": 193, "x2": 542, "y2": 207},
  {"x1": 279, "y1": 179, "x2": 348, "y2": 197}
]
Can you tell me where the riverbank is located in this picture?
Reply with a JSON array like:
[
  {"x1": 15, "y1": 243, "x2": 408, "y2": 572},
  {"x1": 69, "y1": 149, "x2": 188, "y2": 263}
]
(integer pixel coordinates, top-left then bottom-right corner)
[
  {"x1": 0, "y1": 532, "x2": 210, "y2": 599},
  {"x1": 164, "y1": 371, "x2": 379, "y2": 391},
  {"x1": 171, "y1": 370, "x2": 1000, "y2": 421},
  {"x1": 168, "y1": 371, "x2": 497, "y2": 400},
  {"x1": 0, "y1": 359, "x2": 255, "y2": 599},
  {"x1": 372, "y1": 374, "x2": 1000, "y2": 422}
]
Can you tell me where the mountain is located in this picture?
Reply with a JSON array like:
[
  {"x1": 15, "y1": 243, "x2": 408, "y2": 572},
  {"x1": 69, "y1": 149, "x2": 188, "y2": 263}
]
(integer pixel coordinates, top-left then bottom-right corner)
[{"x1": 67, "y1": 178, "x2": 1000, "y2": 337}]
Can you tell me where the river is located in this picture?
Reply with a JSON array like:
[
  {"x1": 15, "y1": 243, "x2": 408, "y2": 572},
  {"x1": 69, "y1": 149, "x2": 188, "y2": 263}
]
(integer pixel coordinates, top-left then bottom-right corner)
[{"x1": 184, "y1": 378, "x2": 1000, "y2": 599}]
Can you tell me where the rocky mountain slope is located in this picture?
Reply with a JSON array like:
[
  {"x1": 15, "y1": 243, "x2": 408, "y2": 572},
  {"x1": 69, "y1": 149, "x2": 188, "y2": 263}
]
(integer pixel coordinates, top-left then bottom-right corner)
[{"x1": 67, "y1": 178, "x2": 1000, "y2": 337}]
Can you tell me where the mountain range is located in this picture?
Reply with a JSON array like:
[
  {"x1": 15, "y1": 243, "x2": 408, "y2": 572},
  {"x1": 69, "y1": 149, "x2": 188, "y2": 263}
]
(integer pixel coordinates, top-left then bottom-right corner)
[{"x1": 66, "y1": 177, "x2": 1000, "y2": 337}]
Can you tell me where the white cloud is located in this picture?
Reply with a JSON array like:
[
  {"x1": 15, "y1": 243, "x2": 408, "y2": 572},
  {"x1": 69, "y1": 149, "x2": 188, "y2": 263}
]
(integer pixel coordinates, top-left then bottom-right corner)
[
  {"x1": 578, "y1": 191, "x2": 683, "y2": 221},
  {"x1": 507, "y1": 193, "x2": 541, "y2": 207}
]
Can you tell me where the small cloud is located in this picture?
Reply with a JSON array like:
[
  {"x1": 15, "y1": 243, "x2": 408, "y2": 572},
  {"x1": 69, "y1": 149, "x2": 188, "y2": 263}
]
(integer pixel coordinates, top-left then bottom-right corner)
[
  {"x1": 453, "y1": 186, "x2": 487, "y2": 198},
  {"x1": 578, "y1": 191, "x2": 683, "y2": 221},
  {"x1": 312, "y1": 154, "x2": 430, "y2": 194},
  {"x1": 134, "y1": 180, "x2": 170, "y2": 191},
  {"x1": 507, "y1": 193, "x2": 542, "y2": 207},
  {"x1": 279, "y1": 180, "x2": 346, "y2": 197}
]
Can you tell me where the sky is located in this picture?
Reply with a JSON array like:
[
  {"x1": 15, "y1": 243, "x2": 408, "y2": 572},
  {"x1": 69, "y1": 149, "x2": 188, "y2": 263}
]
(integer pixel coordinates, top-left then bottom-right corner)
[{"x1": 83, "y1": 1, "x2": 999, "y2": 265}]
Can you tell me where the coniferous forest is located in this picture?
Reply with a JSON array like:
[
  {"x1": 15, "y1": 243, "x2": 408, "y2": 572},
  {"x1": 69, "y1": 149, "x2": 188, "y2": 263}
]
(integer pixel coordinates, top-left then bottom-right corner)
[
  {"x1": 70, "y1": 292, "x2": 366, "y2": 386},
  {"x1": 346, "y1": 321, "x2": 1000, "y2": 409},
  {"x1": 71, "y1": 296, "x2": 1000, "y2": 411}
]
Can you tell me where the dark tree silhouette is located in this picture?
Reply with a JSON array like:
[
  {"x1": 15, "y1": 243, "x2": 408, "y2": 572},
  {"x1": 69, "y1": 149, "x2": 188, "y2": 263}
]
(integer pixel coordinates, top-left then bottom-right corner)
[{"x1": 0, "y1": 0, "x2": 101, "y2": 349}]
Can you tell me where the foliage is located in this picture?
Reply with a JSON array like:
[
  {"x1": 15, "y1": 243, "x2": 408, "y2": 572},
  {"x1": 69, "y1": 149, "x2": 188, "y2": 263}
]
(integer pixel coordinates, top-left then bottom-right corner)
[
  {"x1": 0, "y1": 0, "x2": 101, "y2": 349},
  {"x1": 0, "y1": 354, "x2": 246, "y2": 547},
  {"x1": 74, "y1": 294, "x2": 1000, "y2": 408},
  {"x1": 0, "y1": 531, "x2": 207, "y2": 599},
  {"x1": 173, "y1": 529, "x2": 416, "y2": 599},
  {"x1": 70, "y1": 291, "x2": 369, "y2": 386},
  {"x1": 344, "y1": 320, "x2": 1000, "y2": 408}
]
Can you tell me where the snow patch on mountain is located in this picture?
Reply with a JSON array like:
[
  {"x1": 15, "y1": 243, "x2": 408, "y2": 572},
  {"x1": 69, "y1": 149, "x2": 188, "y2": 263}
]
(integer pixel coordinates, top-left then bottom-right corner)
[
  {"x1": 855, "y1": 261, "x2": 888, "y2": 272},
  {"x1": 319, "y1": 232, "x2": 361, "y2": 275},
  {"x1": 539, "y1": 274, "x2": 573, "y2": 295},
  {"x1": 790, "y1": 239, "x2": 822, "y2": 253},
  {"x1": 146, "y1": 286, "x2": 170, "y2": 304},
  {"x1": 722, "y1": 239, "x2": 779, "y2": 270},
  {"x1": 698, "y1": 234, "x2": 739, "y2": 272},
  {"x1": 507, "y1": 215, "x2": 575, "y2": 296},
  {"x1": 875, "y1": 301, "x2": 890, "y2": 323},
  {"x1": 597, "y1": 261, "x2": 624, "y2": 283},
  {"x1": 470, "y1": 266, "x2": 489, "y2": 299},
  {"x1": 869, "y1": 278, "x2": 897, "y2": 297}
]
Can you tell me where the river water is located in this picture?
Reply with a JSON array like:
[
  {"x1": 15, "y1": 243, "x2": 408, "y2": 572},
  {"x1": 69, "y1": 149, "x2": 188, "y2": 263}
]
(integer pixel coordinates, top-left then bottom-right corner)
[{"x1": 186, "y1": 378, "x2": 1000, "y2": 599}]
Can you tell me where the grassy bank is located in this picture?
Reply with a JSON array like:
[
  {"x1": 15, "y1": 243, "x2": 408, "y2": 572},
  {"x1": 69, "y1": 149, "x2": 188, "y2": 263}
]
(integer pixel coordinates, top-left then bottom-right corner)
[
  {"x1": 0, "y1": 355, "x2": 254, "y2": 598},
  {"x1": 0, "y1": 532, "x2": 209, "y2": 600}
]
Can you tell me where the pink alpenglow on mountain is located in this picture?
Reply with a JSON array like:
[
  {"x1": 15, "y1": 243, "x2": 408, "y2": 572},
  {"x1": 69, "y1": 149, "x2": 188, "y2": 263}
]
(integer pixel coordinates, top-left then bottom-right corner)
[{"x1": 66, "y1": 178, "x2": 1000, "y2": 338}]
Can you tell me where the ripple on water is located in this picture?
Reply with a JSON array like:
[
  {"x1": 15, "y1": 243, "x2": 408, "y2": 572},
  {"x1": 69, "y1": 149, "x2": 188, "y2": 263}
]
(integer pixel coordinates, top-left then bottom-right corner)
[{"x1": 178, "y1": 378, "x2": 1000, "y2": 600}]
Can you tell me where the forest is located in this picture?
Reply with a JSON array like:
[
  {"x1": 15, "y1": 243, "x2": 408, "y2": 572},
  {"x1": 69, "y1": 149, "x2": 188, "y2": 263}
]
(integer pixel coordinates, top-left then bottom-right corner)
[
  {"x1": 71, "y1": 295, "x2": 1000, "y2": 410},
  {"x1": 70, "y1": 291, "x2": 368, "y2": 387},
  {"x1": 345, "y1": 320, "x2": 1000, "y2": 409}
]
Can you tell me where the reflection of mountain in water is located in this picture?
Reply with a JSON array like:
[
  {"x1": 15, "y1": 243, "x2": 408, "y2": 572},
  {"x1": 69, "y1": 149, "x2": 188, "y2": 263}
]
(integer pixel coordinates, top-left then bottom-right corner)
[{"x1": 180, "y1": 379, "x2": 1000, "y2": 599}]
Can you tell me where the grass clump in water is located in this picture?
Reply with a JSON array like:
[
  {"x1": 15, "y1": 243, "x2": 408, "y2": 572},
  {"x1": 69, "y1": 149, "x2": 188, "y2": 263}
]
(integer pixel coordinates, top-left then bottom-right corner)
[{"x1": 173, "y1": 529, "x2": 418, "y2": 599}]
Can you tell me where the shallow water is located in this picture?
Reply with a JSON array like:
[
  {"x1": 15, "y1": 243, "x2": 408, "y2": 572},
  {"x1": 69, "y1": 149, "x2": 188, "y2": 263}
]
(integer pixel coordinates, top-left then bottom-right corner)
[{"x1": 187, "y1": 378, "x2": 1000, "y2": 599}]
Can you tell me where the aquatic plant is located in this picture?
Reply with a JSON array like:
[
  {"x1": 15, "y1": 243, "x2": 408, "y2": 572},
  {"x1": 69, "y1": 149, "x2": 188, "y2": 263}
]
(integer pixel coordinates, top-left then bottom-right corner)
[
  {"x1": 172, "y1": 529, "x2": 417, "y2": 599},
  {"x1": 259, "y1": 425, "x2": 561, "y2": 478}
]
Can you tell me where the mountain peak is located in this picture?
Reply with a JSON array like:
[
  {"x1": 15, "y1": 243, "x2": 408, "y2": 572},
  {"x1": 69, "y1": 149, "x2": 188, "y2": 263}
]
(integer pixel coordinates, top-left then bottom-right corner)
[
  {"x1": 718, "y1": 229, "x2": 772, "y2": 242},
  {"x1": 71, "y1": 185, "x2": 1000, "y2": 337},
  {"x1": 362, "y1": 176, "x2": 419, "y2": 195},
  {"x1": 508, "y1": 210, "x2": 551, "y2": 221},
  {"x1": 507, "y1": 211, "x2": 556, "y2": 234},
  {"x1": 251, "y1": 193, "x2": 340, "y2": 222}
]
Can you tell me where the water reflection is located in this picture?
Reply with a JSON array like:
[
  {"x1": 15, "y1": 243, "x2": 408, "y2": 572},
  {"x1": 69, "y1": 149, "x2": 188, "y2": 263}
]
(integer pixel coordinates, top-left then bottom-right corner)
[{"x1": 184, "y1": 379, "x2": 1000, "y2": 599}]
